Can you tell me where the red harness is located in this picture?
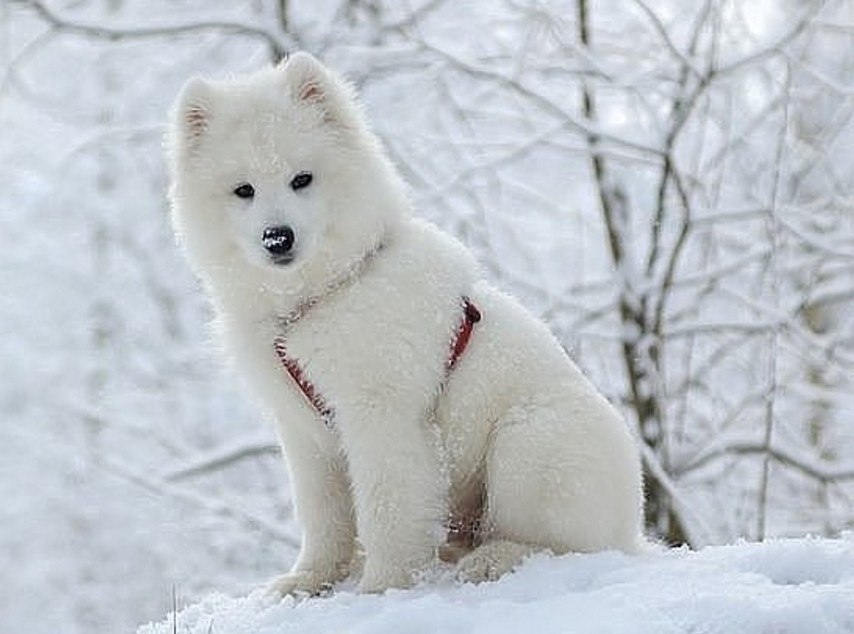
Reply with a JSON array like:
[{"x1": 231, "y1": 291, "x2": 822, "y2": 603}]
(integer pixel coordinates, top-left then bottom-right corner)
[
  {"x1": 274, "y1": 296, "x2": 482, "y2": 427},
  {"x1": 447, "y1": 297, "x2": 482, "y2": 371}
]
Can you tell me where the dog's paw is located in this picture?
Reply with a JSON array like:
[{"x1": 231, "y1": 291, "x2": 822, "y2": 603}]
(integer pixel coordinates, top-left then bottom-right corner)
[
  {"x1": 455, "y1": 540, "x2": 535, "y2": 584},
  {"x1": 266, "y1": 569, "x2": 339, "y2": 598},
  {"x1": 357, "y1": 564, "x2": 416, "y2": 594}
]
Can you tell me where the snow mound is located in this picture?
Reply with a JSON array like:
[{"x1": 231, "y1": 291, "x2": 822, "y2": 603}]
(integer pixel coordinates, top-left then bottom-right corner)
[{"x1": 138, "y1": 538, "x2": 854, "y2": 634}]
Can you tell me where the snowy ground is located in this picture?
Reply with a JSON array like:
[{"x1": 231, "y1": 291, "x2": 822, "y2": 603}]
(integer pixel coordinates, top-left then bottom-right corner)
[{"x1": 139, "y1": 537, "x2": 854, "y2": 634}]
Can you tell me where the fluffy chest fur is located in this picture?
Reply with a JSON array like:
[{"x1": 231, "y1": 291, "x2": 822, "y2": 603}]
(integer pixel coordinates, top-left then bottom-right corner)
[{"x1": 216, "y1": 218, "x2": 481, "y2": 443}]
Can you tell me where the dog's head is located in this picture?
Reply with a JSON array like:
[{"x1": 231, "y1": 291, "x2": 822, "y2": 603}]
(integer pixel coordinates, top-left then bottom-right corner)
[{"x1": 167, "y1": 53, "x2": 404, "y2": 283}]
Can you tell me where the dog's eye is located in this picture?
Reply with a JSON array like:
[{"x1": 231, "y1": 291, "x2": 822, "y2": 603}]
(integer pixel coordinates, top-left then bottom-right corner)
[
  {"x1": 233, "y1": 183, "x2": 255, "y2": 199},
  {"x1": 290, "y1": 172, "x2": 313, "y2": 191}
]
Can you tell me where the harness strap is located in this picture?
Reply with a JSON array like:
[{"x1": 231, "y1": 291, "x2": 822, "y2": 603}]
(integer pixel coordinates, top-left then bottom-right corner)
[
  {"x1": 274, "y1": 296, "x2": 482, "y2": 427},
  {"x1": 448, "y1": 296, "x2": 482, "y2": 372},
  {"x1": 274, "y1": 338, "x2": 335, "y2": 427}
]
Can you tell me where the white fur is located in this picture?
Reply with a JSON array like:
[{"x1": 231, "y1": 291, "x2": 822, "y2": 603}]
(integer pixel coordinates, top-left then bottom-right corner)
[{"x1": 167, "y1": 52, "x2": 645, "y2": 595}]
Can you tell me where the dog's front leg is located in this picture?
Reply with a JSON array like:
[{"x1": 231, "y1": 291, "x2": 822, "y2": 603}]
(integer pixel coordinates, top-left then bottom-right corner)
[
  {"x1": 339, "y1": 406, "x2": 444, "y2": 593},
  {"x1": 269, "y1": 428, "x2": 356, "y2": 596}
]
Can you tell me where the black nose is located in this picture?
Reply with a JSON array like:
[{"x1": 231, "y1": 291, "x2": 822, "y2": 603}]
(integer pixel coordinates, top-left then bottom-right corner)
[{"x1": 262, "y1": 225, "x2": 295, "y2": 257}]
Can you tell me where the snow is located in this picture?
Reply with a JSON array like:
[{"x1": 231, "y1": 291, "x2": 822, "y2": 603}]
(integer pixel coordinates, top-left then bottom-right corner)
[{"x1": 139, "y1": 537, "x2": 854, "y2": 634}]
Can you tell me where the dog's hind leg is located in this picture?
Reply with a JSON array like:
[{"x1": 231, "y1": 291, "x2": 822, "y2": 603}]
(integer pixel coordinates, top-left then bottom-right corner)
[{"x1": 456, "y1": 399, "x2": 643, "y2": 583}]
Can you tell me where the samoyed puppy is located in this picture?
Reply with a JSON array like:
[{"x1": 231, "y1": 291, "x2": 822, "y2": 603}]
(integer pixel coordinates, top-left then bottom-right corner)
[{"x1": 167, "y1": 52, "x2": 645, "y2": 595}]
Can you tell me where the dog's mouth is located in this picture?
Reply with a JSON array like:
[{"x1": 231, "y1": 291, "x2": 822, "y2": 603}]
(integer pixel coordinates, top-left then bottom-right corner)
[{"x1": 269, "y1": 252, "x2": 297, "y2": 266}]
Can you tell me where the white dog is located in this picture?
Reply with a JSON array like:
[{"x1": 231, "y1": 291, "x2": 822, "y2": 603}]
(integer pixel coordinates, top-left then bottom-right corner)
[{"x1": 167, "y1": 52, "x2": 645, "y2": 595}]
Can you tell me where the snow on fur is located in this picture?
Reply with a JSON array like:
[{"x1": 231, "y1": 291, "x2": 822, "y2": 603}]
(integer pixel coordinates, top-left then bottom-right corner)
[{"x1": 139, "y1": 537, "x2": 854, "y2": 634}]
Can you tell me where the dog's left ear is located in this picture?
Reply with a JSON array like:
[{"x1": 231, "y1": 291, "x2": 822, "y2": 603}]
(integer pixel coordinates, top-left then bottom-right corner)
[
  {"x1": 278, "y1": 52, "x2": 362, "y2": 132},
  {"x1": 279, "y1": 52, "x2": 346, "y2": 123},
  {"x1": 281, "y1": 52, "x2": 327, "y2": 104}
]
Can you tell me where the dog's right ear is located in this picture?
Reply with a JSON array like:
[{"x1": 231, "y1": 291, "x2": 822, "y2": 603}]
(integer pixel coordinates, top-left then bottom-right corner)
[{"x1": 174, "y1": 77, "x2": 214, "y2": 151}]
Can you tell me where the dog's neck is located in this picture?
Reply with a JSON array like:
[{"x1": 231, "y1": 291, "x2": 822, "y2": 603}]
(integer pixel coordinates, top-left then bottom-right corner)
[
  {"x1": 207, "y1": 220, "x2": 397, "y2": 329},
  {"x1": 276, "y1": 239, "x2": 385, "y2": 331}
]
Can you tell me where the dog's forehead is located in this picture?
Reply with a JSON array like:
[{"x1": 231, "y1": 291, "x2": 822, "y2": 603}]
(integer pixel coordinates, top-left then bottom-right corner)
[
  {"x1": 214, "y1": 105, "x2": 305, "y2": 175},
  {"x1": 201, "y1": 80, "x2": 322, "y2": 177}
]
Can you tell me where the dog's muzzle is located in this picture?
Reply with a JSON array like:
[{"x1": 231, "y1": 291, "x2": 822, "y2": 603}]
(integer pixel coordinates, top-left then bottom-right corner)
[{"x1": 262, "y1": 225, "x2": 296, "y2": 265}]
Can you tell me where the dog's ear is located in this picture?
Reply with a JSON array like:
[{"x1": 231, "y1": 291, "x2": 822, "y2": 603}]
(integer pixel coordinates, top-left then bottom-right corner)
[
  {"x1": 279, "y1": 51, "x2": 354, "y2": 128},
  {"x1": 175, "y1": 77, "x2": 214, "y2": 150},
  {"x1": 278, "y1": 52, "x2": 363, "y2": 132},
  {"x1": 279, "y1": 52, "x2": 328, "y2": 105}
]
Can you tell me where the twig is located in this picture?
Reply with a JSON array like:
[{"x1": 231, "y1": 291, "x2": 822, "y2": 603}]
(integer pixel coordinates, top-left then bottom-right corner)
[
  {"x1": 629, "y1": 0, "x2": 703, "y2": 79},
  {"x1": 96, "y1": 456, "x2": 299, "y2": 548},
  {"x1": 413, "y1": 35, "x2": 664, "y2": 159},
  {"x1": 651, "y1": 167, "x2": 693, "y2": 338},
  {"x1": 172, "y1": 585, "x2": 178, "y2": 634},
  {"x1": 677, "y1": 441, "x2": 854, "y2": 483},
  {"x1": 166, "y1": 439, "x2": 280, "y2": 482},
  {"x1": 17, "y1": 0, "x2": 291, "y2": 60},
  {"x1": 756, "y1": 60, "x2": 793, "y2": 541},
  {"x1": 715, "y1": 0, "x2": 828, "y2": 79}
]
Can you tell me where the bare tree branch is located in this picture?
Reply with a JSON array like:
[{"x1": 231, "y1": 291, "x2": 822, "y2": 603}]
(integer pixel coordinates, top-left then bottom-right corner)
[
  {"x1": 677, "y1": 441, "x2": 854, "y2": 483},
  {"x1": 166, "y1": 440, "x2": 280, "y2": 482},
  {"x1": 96, "y1": 456, "x2": 299, "y2": 548},
  {"x1": 629, "y1": 0, "x2": 703, "y2": 79},
  {"x1": 412, "y1": 35, "x2": 665, "y2": 159},
  {"x1": 17, "y1": 0, "x2": 292, "y2": 60},
  {"x1": 715, "y1": 0, "x2": 828, "y2": 78}
]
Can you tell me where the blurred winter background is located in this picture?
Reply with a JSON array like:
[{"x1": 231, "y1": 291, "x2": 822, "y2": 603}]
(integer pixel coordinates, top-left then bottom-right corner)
[{"x1": 1, "y1": 0, "x2": 853, "y2": 631}]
